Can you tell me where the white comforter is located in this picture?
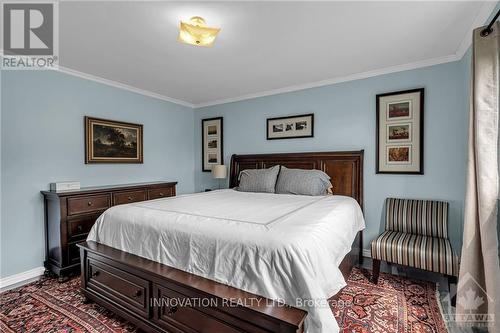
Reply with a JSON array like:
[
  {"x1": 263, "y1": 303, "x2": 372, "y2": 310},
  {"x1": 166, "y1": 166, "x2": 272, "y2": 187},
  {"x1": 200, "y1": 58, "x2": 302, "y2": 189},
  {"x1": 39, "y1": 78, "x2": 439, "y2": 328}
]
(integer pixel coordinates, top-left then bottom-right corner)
[{"x1": 87, "y1": 189, "x2": 365, "y2": 333}]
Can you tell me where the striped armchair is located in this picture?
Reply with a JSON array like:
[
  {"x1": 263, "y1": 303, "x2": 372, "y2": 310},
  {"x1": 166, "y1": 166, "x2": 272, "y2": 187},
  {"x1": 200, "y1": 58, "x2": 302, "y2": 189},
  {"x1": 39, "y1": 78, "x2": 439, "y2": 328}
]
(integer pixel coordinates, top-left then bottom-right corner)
[{"x1": 371, "y1": 198, "x2": 459, "y2": 284}]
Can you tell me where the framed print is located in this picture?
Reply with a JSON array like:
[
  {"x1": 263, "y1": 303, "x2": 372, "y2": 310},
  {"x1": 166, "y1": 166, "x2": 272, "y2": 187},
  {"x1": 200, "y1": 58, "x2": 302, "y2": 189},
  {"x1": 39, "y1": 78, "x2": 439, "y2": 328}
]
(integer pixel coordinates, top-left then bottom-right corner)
[
  {"x1": 266, "y1": 113, "x2": 314, "y2": 140},
  {"x1": 202, "y1": 117, "x2": 223, "y2": 172},
  {"x1": 386, "y1": 100, "x2": 412, "y2": 120},
  {"x1": 386, "y1": 123, "x2": 412, "y2": 142},
  {"x1": 386, "y1": 145, "x2": 412, "y2": 164},
  {"x1": 376, "y1": 88, "x2": 424, "y2": 174},
  {"x1": 85, "y1": 116, "x2": 143, "y2": 164}
]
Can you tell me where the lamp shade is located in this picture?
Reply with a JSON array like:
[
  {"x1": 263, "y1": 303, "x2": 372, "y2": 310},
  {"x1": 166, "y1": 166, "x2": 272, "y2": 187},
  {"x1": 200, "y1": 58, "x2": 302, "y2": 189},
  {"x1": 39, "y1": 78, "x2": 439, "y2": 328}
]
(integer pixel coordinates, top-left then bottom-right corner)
[{"x1": 211, "y1": 165, "x2": 227, "y2": 179}]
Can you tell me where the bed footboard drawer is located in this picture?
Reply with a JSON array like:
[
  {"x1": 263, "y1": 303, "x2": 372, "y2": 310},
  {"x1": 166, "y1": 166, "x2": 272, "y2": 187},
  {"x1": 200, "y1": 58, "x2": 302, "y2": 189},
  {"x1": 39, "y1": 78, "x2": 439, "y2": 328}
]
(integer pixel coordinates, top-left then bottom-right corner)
[
  {"x1": 79, "y1": 241, "x2": 306, "y2": 333},
  {"x1": 86, "y1": 259, "x2": 150, "y2": 318},
  {"x1": 154, "y1": 285, "x2": 243, "y2": 333}
]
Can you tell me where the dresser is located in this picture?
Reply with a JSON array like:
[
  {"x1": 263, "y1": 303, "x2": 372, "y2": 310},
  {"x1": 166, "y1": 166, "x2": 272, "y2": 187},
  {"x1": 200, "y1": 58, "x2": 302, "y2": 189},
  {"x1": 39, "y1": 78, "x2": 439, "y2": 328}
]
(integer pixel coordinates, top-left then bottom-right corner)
[{"x1": 41, "y1": 181, "x2": 177, "y2": 280}]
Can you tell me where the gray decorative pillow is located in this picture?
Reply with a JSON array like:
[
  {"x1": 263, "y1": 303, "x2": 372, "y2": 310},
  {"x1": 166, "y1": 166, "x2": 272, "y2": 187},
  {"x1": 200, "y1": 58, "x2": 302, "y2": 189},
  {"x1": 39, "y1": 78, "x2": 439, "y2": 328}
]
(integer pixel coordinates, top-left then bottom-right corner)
[
  {"x1": 276, "y1": 167, "x2": 332, "y2": 196},
  {"x1": 237, "y1": 165, "x2": 280, "y2": 193}
]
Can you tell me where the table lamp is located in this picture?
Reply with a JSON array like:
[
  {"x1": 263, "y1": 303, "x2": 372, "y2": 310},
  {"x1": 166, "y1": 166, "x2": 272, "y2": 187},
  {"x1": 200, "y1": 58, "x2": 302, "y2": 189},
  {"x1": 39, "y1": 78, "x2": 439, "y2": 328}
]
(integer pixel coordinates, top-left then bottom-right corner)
[{"x1": 211, "y1": 165, "x2": 227, "y2": 189}]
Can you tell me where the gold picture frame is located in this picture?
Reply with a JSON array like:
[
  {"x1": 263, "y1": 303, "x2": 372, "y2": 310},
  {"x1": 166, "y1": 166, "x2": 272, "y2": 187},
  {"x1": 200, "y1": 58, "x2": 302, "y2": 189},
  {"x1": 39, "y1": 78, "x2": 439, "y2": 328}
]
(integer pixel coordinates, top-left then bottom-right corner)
[{"x1": 85, "y1": 116, "x2": 143, "y2": 164}]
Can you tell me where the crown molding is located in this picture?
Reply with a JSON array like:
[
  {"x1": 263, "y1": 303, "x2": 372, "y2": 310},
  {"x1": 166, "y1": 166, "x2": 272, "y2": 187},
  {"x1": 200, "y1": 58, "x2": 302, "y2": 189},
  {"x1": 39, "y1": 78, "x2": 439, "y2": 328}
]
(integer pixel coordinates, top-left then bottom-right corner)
[
  {"x1": 56, "y1": 66, "x2": 195, "y2": 108},
  {"x1": 194, "y1": 53, "x2": 460, "y2": 108},
  {"x1": 455, "y1": 1, "x2": 499, "y2": 59},
  {"x1": 5, "y1": 3, "x2": 496, "y2": 109}
]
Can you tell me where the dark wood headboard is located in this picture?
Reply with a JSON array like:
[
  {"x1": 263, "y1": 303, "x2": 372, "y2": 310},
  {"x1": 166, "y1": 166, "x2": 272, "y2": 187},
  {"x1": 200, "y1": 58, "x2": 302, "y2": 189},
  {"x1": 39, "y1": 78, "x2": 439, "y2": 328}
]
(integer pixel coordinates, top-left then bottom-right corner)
[{"x1": 229, "y1": 150, "x2": 364, "y2": 209}]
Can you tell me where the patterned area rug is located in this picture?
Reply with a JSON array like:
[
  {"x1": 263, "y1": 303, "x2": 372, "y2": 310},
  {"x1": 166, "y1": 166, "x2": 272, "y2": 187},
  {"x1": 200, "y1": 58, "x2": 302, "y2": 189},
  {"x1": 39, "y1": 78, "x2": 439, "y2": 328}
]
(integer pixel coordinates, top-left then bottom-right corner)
[
  {"x1": 333, "y1": 268, "x2": 447, "y2": 333},
  {"x1": 0, "y1": 268, "x2": 446, "y2": 333},
  {"x1": 0, "y1": 277, "x2": 135, "y2": 333}
]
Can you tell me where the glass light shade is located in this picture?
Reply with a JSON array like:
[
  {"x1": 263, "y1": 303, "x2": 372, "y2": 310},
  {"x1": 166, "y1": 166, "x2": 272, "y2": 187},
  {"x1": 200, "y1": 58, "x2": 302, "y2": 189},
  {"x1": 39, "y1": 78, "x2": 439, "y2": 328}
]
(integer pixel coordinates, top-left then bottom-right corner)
[
  {"x1": 211, "y1": 165, "x2": 227, "y2": 179},
  {"x1": 178, "y1": 16, "x2": 220, "y2": 47}
]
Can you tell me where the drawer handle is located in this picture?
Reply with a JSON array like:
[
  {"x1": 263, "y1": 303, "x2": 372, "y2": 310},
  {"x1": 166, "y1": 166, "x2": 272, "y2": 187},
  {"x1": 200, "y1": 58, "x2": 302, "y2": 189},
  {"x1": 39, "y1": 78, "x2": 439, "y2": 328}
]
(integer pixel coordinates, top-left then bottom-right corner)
[
  {"x1": 127, "y1": 196, "x2": 133, "y2": 201},
  {"x1": 87, "y1": 201, "x2": 93, "y2": 206},
  {"x1": 159, "y1": 193, "x2": 164, "y2": 196},
  {"x1": 134, "y1": 289, "x2": 142, "y2": 297},
  {"x1": 167, "y1": 305, "x2": 178, "y2": 316},
  {"x1": 91, "y1": 270, "x2": 100, "y2": 277},
  {"x1": 77, "y1": 225, "x2": 83, "y2": 231}
]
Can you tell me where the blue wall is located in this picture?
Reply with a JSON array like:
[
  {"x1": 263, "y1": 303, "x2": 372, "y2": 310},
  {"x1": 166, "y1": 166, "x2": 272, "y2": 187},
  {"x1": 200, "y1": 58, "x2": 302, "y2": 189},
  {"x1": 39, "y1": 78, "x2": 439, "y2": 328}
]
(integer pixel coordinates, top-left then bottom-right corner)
[
  {"x1": 194, "y1": 60, "x2": 469, "y2": 253},
  {"x1": 1, "y1": 37, "x2": 481, "y2": 278},
  {"x1": 0, "y1": 70, "x2": 195, "y2": 278},
  {"x1": 0, "y1": 58, "x2": 472, "y2": 279}
]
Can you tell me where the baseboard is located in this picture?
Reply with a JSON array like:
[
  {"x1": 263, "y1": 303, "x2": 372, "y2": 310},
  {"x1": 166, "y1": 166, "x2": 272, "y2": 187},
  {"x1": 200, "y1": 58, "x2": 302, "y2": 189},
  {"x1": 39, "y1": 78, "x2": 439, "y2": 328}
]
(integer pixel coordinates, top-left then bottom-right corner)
[{"x1": 0, "y1": 267, "x2": 45, "y2": 292}]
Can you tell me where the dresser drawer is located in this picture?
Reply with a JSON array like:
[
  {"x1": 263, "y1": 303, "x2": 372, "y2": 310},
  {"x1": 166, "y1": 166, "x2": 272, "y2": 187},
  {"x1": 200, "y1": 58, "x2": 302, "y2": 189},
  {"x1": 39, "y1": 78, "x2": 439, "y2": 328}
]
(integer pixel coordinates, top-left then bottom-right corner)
[
  {"x1": 113, "y1": 190, "x2": 146, "y2": 205},
  {"x1": 148, "y1": 187, "x2": 174, "y2": 200},
  {"x1": 154, "y1": 285, "x2": 242, "y2": 333},
  {"x1": 87, "y1": 259, "x2": 150, "y2": 318},
  {"x1": 69, "y1": 240, "x2": 85, "y2": 263},
  {"x1": 68, "y1": 217, "x2": 96, "y2": 240},
  {"x1": 67, "y1": 194, "x2": 110, "y2": 215}
]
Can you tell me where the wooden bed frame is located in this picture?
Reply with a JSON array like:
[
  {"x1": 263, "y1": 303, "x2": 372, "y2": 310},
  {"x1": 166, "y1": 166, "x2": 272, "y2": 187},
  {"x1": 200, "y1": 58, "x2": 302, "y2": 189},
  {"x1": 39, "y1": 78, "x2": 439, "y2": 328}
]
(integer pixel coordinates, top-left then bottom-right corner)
[{"x1": 78, "y1": 150, "x2": 364, "y2": 333}]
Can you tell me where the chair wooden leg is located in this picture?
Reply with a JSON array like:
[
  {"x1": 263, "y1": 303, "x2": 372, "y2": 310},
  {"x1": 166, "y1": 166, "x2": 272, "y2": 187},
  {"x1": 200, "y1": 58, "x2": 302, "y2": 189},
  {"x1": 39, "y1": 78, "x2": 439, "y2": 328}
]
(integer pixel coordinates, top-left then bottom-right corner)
[
  {"x1": 448, "y1": 275, "x2": 458, "y2": 307},
  {"x1": 372, "y1": 259, "x2": 381, "y2": 284}
]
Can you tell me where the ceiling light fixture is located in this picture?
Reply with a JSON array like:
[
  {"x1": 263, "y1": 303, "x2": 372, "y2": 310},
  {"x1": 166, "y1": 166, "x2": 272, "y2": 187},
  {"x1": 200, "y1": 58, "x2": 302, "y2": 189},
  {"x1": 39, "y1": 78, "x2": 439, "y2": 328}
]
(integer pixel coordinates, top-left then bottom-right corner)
[{"x1": 178, "y1": 16, "x2": 220, "y2": 47}]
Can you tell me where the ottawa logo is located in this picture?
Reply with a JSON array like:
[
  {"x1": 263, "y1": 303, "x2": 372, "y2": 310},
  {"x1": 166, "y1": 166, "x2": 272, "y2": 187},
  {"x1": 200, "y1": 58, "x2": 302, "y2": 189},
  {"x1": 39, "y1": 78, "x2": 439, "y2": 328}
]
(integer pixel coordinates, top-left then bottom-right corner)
[{"x1": 443, "y1": 272, "x2": 494, "y2": 327}]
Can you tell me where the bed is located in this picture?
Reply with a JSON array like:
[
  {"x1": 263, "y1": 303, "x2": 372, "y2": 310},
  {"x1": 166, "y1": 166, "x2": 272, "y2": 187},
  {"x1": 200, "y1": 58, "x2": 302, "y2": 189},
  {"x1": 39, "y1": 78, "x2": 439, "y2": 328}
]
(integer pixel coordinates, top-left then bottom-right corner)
[{"x1": 78, "y1": 150, "x2": 365, "y2": 333}]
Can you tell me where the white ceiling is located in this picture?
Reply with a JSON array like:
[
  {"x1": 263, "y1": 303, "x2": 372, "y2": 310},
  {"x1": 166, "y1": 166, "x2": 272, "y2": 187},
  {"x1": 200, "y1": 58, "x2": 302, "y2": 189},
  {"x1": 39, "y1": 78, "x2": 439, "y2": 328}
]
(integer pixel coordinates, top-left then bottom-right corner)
[{"x1": 59, "y1": 1, "x2": 497, "y2": 108}]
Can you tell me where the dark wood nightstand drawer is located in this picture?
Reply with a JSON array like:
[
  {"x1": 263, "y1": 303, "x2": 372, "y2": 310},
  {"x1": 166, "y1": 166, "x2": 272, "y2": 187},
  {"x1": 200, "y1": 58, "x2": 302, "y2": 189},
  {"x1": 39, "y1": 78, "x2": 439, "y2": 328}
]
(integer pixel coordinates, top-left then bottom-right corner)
[
  {"x1": 87, "y1": 259, "x2": 150, "y2": 318},
  {"x1": 67, "y1": 194, "x2": 111, "y2": 215},
  {"x1": 113, "y1": 190, "x2": 146, "y2": 205},
  {"x1": 148, "y1": 187, "x2": 174, "y2": 200},
  {"x1": 68, "y1": 217, "x2": 96, "y2": 240},
  {"x1": 69, "y1": 240, "x2": 85, "y2": 263}
]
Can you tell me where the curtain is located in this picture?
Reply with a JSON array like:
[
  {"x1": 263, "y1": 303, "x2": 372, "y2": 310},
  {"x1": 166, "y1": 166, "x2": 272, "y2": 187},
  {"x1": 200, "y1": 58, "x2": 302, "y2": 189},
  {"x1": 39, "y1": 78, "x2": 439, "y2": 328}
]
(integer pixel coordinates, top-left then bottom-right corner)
[{"x1": 458, "y1": 21, "x2": 500, "y2": 332}]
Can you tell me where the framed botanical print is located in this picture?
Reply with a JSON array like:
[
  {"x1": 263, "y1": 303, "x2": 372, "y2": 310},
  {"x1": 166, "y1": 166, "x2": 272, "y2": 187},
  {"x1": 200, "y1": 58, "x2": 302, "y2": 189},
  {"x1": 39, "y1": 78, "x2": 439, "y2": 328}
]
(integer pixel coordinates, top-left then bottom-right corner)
[
  {"x1": 85, "y1": 116, "x2": 143, "y2": 164},
  {"x1": 376, "y1": 88, "x2": 424, "y2": 174},
  {"x1": 202, "y1": 117, "x2": 223, "y2": 172},
  {"x1": 267, "y1": 113, "x2": 314, "y2": 140}
]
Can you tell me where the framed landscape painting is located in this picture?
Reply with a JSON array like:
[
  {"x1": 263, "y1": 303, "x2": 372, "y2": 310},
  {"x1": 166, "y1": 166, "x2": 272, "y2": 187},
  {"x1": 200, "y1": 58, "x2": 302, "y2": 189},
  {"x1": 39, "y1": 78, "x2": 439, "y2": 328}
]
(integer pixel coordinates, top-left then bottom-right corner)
[
  {"x1": 376, "y1": 88, "x2": 424, "y2": 174},
  {"x1": 267, "y1": 113, "x2": 314, "y2": 140},
  {"x1": 202, "y1": 117, "x2": 223, "y2": 172},
  {"x1": 85, "y1": 117, "x2": 143, "y2": 163}
]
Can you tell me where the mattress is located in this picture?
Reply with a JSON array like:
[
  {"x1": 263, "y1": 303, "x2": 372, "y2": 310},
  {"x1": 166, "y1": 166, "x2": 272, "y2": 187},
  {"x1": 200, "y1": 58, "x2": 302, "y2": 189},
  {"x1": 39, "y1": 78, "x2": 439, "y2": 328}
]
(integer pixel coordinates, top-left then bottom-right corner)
[{"x1": 87, "y1": 189, "x2": 365, "y2": 333}]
